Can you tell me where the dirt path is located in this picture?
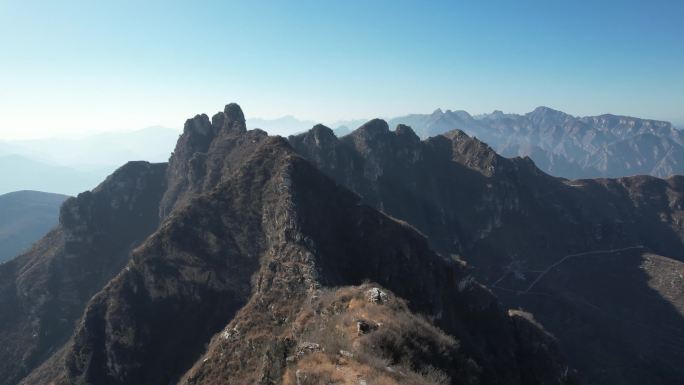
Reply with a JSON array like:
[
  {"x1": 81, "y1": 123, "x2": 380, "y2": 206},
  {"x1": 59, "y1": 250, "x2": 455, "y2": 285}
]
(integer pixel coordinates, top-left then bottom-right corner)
[{"x1": 523, "y1": 245, "x2": 645, "y2": 293}]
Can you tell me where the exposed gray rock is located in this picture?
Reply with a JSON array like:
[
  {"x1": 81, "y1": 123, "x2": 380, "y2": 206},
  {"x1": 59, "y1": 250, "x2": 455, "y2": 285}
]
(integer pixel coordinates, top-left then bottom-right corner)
[
  {"x1": 296, "y1": 342, "x2": 322, "y2": 357},
  {"x1": 366, "y1": 287, "x2": 388, "y2": 304}
]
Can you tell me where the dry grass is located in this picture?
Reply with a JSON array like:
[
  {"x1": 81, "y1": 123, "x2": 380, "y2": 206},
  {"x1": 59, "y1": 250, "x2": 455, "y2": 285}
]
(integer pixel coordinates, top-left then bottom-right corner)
[{"x1": 286, "y1": 283, "x2": 457, "y2": 385}]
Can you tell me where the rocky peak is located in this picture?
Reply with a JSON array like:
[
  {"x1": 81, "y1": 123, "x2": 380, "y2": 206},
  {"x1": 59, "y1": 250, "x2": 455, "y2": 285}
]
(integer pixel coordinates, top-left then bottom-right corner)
[
  {"x1": 161, "y1": 103, "x2": 257, "y2": 217},
  {"x1": 310, "y1": 123, "x2": 336, "y2": 141},
  {"x1": 526, "y1": 106, "x2": 574, "y2": 125},
  {"x1": 61, "y1": 161, "x2": 167, "y2": 238},
  {"x1": 176, "y1": 114, "x2": 216, "y2": 159},
  {"x1": 445, "y1": 109, "x2": 475, "y2": 121},
  {"x1": 221, "y1": 102, "x2": 247, "y2": 133},
  {"x1": 286, "y1": 124, "x2": 341, "y2": 170},
  {"x1": 394, "y1": 123, "x2": 420, "y2": 142},
  {"x1": 351, "y1": 118, "x2": 391, "y2": 139},
  {"x1": 442, "y1": 129, "x2": 507, "y2": 176},
  {"x1": 183, "y1": 113, "x2": 214, "y2": 137},
  {"x1": 529, "y1": 106, "x2": 565, "y2": 115},
  {"x1": 211, "y1": 111, "x2": 225, "y2": 129}
]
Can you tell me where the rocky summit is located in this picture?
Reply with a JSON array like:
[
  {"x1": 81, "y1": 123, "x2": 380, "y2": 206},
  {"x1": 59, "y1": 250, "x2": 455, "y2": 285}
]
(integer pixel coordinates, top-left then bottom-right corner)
[{"x1": 0, "y1": 104, "x2": 578, "y2": 385}]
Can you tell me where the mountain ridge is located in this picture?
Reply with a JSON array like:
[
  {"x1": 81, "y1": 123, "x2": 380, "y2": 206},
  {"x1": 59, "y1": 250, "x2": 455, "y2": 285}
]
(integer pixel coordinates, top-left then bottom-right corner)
[
  {"x1": 290, "y1": 120, "x2": 684, "y2": 385},
  {"x1": 0, "y1": 161, "x2": 167, "y2": 385},
  {"x1": 0, "y1": 104, "x2": 575, "y2": 385},
  {"x1": 3, "y1": 104, "x2": 683, "y2": 384}
]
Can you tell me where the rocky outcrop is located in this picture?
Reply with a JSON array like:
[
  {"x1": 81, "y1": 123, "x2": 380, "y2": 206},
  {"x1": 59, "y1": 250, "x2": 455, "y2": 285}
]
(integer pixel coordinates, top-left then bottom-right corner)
[
  {"x1": 183, "y1": 284, "x2": 571, "y2": 385},
  {"x1": 160, "y1": 103, "x2": 249, "y2": 218}
]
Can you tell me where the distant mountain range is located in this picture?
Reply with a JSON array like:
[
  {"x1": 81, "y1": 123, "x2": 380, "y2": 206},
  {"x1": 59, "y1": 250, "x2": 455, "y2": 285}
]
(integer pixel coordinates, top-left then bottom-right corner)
[
  {"x1": 249, "y1": 109, "x2": 684, "y2": 179},
  {"x1": 0, "y1": 121, "x2": 357, "y2": 195},
  {"x1": 1, "y1": 109, "x2": 682, "y2": 196},
  {"x1": 246, "y1": 116, "x2": 365, "y2": 137},
  {"x1": 0, "y1": 190, "x2": 68, "y2": 263},
  {"x1": 389, "y1": 107, "x2": 684, "y2": 178},
  {"x1": 0, "y1": 155, "x2": 109, "y2": 196},
  {"x1": 0, "y1": 127, "x2": 180, "y2": 195},
  {"x1": 0, "y1": 126, "x2": 179, "y2": 168},
  {"x1": 246, "y1": 115, "x2": 317, "y2": 136}
]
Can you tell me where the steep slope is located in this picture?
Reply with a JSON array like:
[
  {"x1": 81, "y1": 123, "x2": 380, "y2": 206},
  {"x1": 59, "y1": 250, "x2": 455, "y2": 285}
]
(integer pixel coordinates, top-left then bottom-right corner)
[
  {"x1": 0, "y1": 162, "x2": 166, "y2": 385},
  {"x1": 17, "y1": 104, "x2": 575, "y2": 385},
  {"x1": 389, "y1": 107, "x2": 684, "y2": 178},
  {"x1": 290, "y1": 122, "x2": 684, "y2": 385},
  {"x1": 0, "y1": 190, "x2": 69, "y2": 263}
]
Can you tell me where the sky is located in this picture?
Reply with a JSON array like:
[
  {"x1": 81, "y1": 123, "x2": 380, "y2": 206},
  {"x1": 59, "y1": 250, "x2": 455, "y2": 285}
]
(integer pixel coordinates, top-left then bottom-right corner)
[{"x1": 0, "y1": 0, "x2": 682, "y2": 139}]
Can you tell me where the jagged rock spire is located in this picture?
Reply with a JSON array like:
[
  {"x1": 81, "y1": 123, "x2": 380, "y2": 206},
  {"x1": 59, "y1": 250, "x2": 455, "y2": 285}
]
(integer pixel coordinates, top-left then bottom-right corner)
[
  {"x1": 210, "y1": 103, "x2": 247, "y2": 133},
  {"x1": 353, "y1": 118, "x2": 390, "y2": 139},
  {"x1": 222, "y1": 103, "x2": 246, "y2": 133}
]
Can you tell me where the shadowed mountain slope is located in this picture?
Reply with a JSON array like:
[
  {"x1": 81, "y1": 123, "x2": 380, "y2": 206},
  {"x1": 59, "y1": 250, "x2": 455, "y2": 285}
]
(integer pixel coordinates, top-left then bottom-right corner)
[
  {"x1": 290, "y1": 121, "x2": 684, "y2": 385},
  {"x1": 0, "y1": 162, "x2": 166, "y2": 385}
]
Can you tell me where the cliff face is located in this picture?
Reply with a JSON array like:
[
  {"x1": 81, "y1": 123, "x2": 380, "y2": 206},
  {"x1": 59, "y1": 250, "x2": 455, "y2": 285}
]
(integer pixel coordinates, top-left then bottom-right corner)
[
  {"x1": 290, "y1": 123, "x2": 684, "y2": 385},
  {"x1": 160, "y1": 103, "x2": 250, "y2": 218},
  {"x1": 1, "y1": 104, "x2": 576, "y2": 385},
  {"x1": 0, "y1": 161, "x2": 166, "y2": 385}
]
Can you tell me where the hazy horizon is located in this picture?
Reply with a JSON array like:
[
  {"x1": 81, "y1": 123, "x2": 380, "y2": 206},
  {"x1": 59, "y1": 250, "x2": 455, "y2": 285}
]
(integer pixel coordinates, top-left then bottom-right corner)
[
  {"x1": 1, "y1": 0, "x2": 682, "y2": 140},
  {"x1": 2, "y1": 105, "x2": 683, "y2": 141}
]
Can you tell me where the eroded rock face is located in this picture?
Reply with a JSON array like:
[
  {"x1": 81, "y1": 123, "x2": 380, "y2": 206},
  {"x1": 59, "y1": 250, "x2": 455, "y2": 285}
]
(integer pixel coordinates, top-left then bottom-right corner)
[
  {"x1": 0, "y1": 161, "x2": 166, "y2": 385},
  {"x1": 10, "y1": 104, "x2": 575, "y2": 385},
  {"x1": 289, "y1": 122, "x2": 684, "y2": 384},
  {"x1": 160, "y1": 104, "x2": 259, "y2": 218}
]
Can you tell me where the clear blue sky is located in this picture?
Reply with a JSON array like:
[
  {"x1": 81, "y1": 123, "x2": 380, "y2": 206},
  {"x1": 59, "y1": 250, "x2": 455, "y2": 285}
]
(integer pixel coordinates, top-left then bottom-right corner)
[{"x1": 0, "y1": 0, "x2": 682, "y2": 138}]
